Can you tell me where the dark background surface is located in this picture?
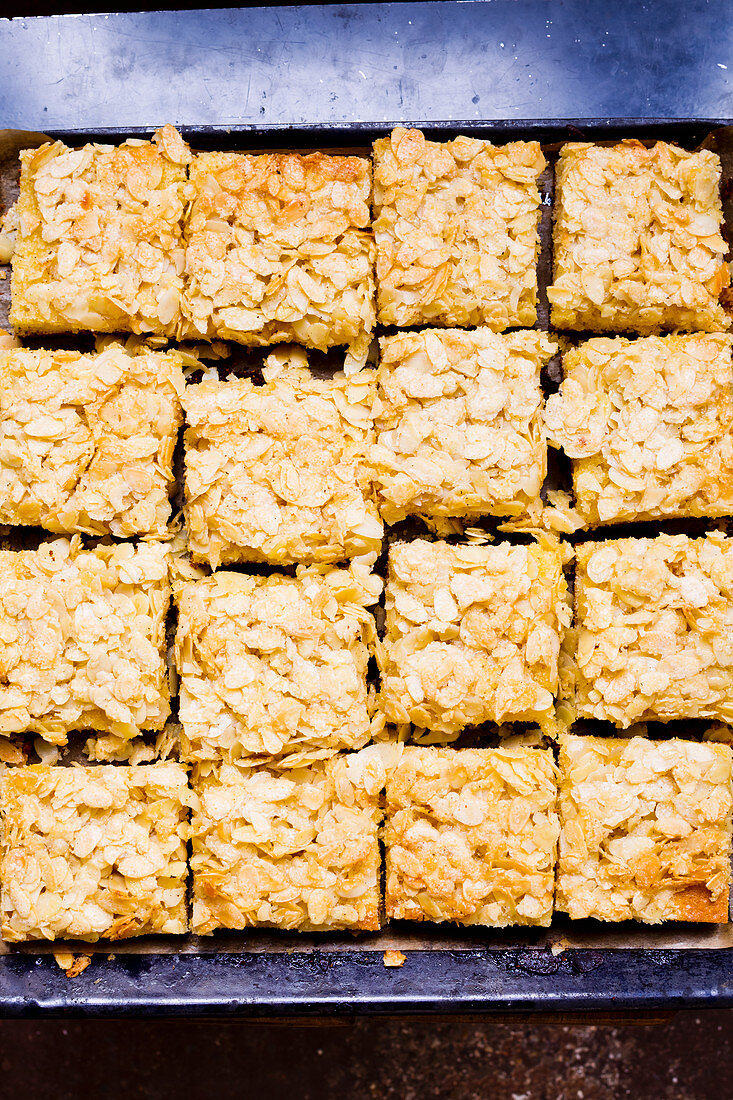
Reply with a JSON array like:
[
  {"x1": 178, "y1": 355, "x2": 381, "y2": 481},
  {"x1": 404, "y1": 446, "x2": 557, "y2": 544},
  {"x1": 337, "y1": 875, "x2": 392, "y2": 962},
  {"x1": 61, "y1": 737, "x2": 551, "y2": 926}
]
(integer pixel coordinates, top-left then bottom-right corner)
[
  {"x1": 0, "y1": 1011, "x2": 730, "y2": 1099},
  {"x1": 1, "y1": 2, "x2": 733, "y2": 1094}
]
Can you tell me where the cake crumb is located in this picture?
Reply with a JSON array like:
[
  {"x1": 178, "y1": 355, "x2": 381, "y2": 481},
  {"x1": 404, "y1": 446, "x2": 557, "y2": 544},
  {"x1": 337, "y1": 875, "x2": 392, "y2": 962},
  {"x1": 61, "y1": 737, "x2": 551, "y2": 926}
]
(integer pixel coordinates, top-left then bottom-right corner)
[
  {"x1": 54, "y1": 951, "x2": 91, "y2": 977},
  {"x1": 383, "y1": 949, "x2": 406, "y2": 968},
  {"x1": 65, "y1": 955, "x2": 92, "y2": 978}
]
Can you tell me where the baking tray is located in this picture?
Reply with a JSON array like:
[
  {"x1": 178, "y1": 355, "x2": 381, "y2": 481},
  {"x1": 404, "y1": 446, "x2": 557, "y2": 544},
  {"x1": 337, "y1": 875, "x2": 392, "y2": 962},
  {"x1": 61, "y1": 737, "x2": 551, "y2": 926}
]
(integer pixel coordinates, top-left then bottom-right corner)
[{"x1": 1, "y1": 116, "x2": 733, "y2": 1017}]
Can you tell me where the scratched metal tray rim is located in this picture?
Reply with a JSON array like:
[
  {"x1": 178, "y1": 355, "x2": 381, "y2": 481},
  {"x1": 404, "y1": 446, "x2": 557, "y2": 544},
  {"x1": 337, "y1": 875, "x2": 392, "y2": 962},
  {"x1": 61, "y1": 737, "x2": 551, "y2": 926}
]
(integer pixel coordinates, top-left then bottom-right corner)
[{"x1": 1, "y1": 115, "x2": 733, "y2": 1016}]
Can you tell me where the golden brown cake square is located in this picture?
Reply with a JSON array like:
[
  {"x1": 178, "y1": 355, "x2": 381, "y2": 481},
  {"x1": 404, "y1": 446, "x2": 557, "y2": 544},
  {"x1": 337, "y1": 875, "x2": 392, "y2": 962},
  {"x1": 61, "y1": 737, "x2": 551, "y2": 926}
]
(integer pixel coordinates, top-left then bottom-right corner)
[
  {"x1": 182, "y1": 150, "x2": 375, "y2": 353},
  {"x1": 10, "y1": 126, "x2": 191, "y2": 337},
  {"x1": 574, "y1": 533, "x2": 733, "y2": 727},
  {"x1": 377, "y1": 539, "x2": 570, "y2": 734},
  {"x1": 556, "y1": 734, "x2": 732, "y2": 923},
  {"x1": 190, "y1": 749, "x2": 385, "y2": 933},
  {"x1": 370, "y1": 328, "x2": 555, "y2": 525},
  {"x1": 0, "y1": 538, "x2": 170, "y2": 747},
  {"x1": 0, "y1": 344, "x2": 184, "y2": 538},
  {"x1": 372, "y1": 128, "x2": 545, "y2": 329},
  {"x1": 545, "y1": 334, "x2": 733, "y2": 526},
  {"x1": 183, "y1": 358, "x2": 381, "y2": 567},
  {"x1": 175, "y1": 563, "x2": 381, "y2": 767},
  {"x1": 0, "y1": 762, "x2": 190, "y2": 941},
  {"x1": 548, "y1": 141, "x2": 730, "y2": 333},
  {"x1": 384, "y1": 745, "x2": 558, "y2": 926}
]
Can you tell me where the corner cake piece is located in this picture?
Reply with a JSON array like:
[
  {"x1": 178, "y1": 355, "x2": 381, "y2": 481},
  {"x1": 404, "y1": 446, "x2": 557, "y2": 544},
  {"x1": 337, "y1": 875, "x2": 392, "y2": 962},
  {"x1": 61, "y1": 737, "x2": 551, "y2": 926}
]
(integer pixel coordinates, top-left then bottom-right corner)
[
  {"x1": 370, "y1": 328, "x2": 556, "y2": 525},
  {"x1": 0, "y1": 344, "x2": 184, "y2": 539},
  {"x1": 10, "y1": 125, "x2": 191, "y2": 337},
  {"x1": 377, "y1": 538, "x2": 570, "y2": 735},
  {"x1": 190, "y1": 748, "x2": 387, "y2": 933},
  {"x1": 0, "y1": 538, "x2": 170, "y2": 746},
  {"x1": 548, "y1": 141, "x2": 730, "y2": 333},
  {"x1": 0, "y1": 762, "x2": 190, "y2": 942},
  {"x1": 556, "y1": 734, "x2": 733, "y2": 923},
  {"x1": 574, "y1": 533, "x2": 733, "y2": 727},
  {"x1": 182, "y1": 150, "x2": 375, "y2": 352},
  {"x1": 183, "y1": 356, "x2": 382, "y2": 567},
  {"x1": 544, "y1": 333, "x2": 733, "y2": 526},
  {"x1": 383, "y1": 745, "x2": 559, "y2": 926},
  {"x1": 372, "y1": 128, "x2": 545, "y2": 329},
  {"x1": 175, "y1": 562, "x2": 381, "y2": 768}
]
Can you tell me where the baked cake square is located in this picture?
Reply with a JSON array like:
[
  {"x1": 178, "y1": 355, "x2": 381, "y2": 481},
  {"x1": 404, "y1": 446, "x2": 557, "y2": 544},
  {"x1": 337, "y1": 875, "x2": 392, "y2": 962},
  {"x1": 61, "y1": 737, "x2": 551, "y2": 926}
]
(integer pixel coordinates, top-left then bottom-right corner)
[
  {"x1": 370, "y1": 328, "x2": 556, "y2": 525},
  {"x1": 383, "y1": 745, "x2": 558, "y2": 926},
  {"x1": 372, "y1": 128, "x2": 545, "y2": 329},
  {"x1": 182, "y1": 150, "x2": 375, "y2": 352},
  {"x1": 10, "y1": 126, "x2": 190, "y2": 337},
  {"x1": 545, "y1": 334, "x2": 733, "y2": 526},
  {"x1": 574, "y1": 533, "x2": 733, "y2": 727},
  {"x1": 175, "y1": 563, "x2": 381, "y2": 767},
  {"x1": 0, "y1": 762, "x2": 190, "y2": 941},
  {"x1": 556, "y1": 734, "x2": 733, "y2": 923},
  {"x1": 0, "y1": 538, "x2": 170, "y2": 746},
  {"x1": 183, "y1": 358, "x2": 382, "y2": 567},
  {"x1": 0, "y1": 344, "x2": 184, "y2": 538},
  {"x1": 190, "y1": 749, "x2": 385, "y2": 933},
  {"x1": 377, "y1": 539, "x2": 570, "y2": 734},
  {"x1": 547, "y1": 141, "x2": 730, "y2": 333}
]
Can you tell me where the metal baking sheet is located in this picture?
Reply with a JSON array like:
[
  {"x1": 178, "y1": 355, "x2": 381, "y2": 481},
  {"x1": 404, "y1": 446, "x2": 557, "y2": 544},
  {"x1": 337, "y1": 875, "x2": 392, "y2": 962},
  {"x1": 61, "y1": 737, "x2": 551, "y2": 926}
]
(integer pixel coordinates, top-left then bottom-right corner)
[
  {"x1": 1, "y1": 2, "x2": 732, "y2": 131},
  {"x1": 1, "y1": 116, "x2": 733, "y2": 1015}
]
